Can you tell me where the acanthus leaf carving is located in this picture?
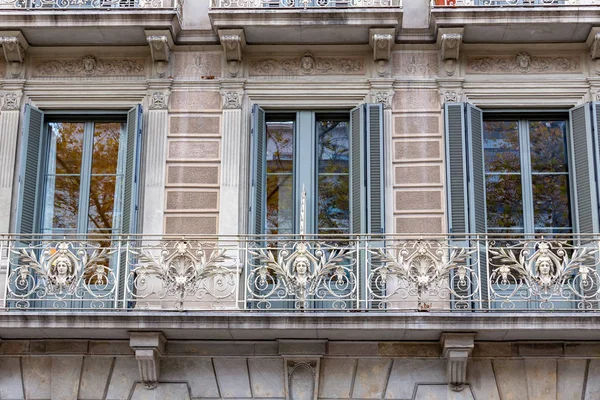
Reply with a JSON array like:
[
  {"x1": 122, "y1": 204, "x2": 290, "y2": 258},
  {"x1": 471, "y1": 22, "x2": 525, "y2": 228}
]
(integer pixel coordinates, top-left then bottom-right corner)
[
  {"x1": 34, "y1": 55, "x2": 145, "y2": 77},
  {"x1": 467, "y1": 52, "x2": 580, "y2": 74}
]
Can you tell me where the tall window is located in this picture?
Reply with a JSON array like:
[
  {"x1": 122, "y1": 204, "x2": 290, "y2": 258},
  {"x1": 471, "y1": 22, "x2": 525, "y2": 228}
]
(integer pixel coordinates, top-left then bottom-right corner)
[
  {"x1": 483, "y1": 118, "x2": 571, "y2": 235},
  {"x1": 251, "y1": 104, "x2": 383, "y2": 236}
]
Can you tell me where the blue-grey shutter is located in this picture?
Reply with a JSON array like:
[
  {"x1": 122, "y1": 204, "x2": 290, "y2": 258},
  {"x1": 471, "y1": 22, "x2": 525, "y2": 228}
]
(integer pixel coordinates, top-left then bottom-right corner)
[
  {"x1": 250, "y1": 104, "x2": 266, "y2": 235},
  {"x1": 122, "y1": 105, "x2": 143, "y2": 235},
  {"x1": 466, "y1": 104, "x2": 486, "y2": 234},
  {"x1": 349, "y1": 105, "x2": 365, "y2": 234},
  {"x1": 570, "y1": 103, "x2": 599, "y2": 233},
  {"x1": 445, "y1": 103, "x2": 468, "y2": 234},
  {"x1": 365, "y1": 103, "x2": 385, "y2": 234},
  {"x1": 16, "y1": 105, "x2": 45, "y2": 236}
]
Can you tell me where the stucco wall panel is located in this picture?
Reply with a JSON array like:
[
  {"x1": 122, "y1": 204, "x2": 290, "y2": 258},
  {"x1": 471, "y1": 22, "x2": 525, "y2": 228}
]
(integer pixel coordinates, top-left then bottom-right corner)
[{"x1": 170, "y1": 115, "x2": 221, "y2": 135}]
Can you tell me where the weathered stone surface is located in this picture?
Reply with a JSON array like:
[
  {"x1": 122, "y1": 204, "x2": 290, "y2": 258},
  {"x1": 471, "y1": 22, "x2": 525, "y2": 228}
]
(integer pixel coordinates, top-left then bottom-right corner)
[
  {"x1": 172, "y1": 51, "x2": 222, "y2": 79},
  {"x1": 0, "y1": 357, "x2": 24, "y2": 400},
  {"x1": 130, "y1": 382, "x2": 191, "y2": 400},
  {"x1": 248, "y1": 358, "x2": 285, "y2": 398},
  {"x1": 472, "y1": 342, "x2": 518, "y2": 358},
  {"x1": 213, "y1": 358, "x2": 252, "y2": 398},
  {"x1": 168, "y1": 140, "x2": 220, "y2": 160},
  {"x1": 519, "y1": 343, "x2": 564, "y2": 357},
  {"x1": 51, "y1": 356, "x2": 83, "y2": 400},
  {"x1": 557, "y1": 359, "x2": 586, "y2": 400},
  {"x1": 318, "y1": 358, "x2": 356, "y2": 399},
  {"x1": 170, "y1": 116, "x2": 220, "y2": 135},
  {"x1": 492, "y1": 359, "x2": 528, "y2": 400},
  {"x1": 170, "y1": 91, "x2": 220, "y2": 111},
  {"x1": 22, "y1": 357, "x2": 51, "y2": 399},
  {"x1": 105, "y1": 358, "x2": 139, "y2": 400},
  {"x1": 167, "y1": 165, "x2": 219, "y2": 185},
  {"x1": 89, "y1": 341, "x2": 133, "y2": 355},
  {"x1": 0, "y1": 340, "x2": 30, "y2": 355},
  {"x1": 584, "y1": 360, "x2": 600, "y2": 399},
  {"x1": 396, "y1": 190, "x2": 442, "y2": 211},
  {"x1": 467, "y1": 359, "x2": 500, "y2": 400},
  {"x1": 79, "y1": 357, "x2": 114, "y2": 400},
  {"x1": 279, "y1": 340, "x2": 327, "y2": 356},
  {"x1": 525, "y1": 359, "x2": 556, "y2": 400},
  {"x1": 164, "y1": 215, "x2": 218, "y2": 235},
  {"x1": 395, "y1": 216, "x2": 443, "y2": 234},
  {"x1": 329, "y1": 342, "x2": 379, "y2": 356},
  {"x1": 395, "y1": 140, "x2": 441, "y2": 161},
  {"x1": 161, "y1": 357, "x2": 220, "y2": 398},
  {"x1": 394, "y1": 115, "x2": 441, "y2": 137},
  {"x1": 379, "y1": 342, "x2": 441, "y2": 357},
  {"x1": 413, "y1": 384, "x2": 475, "y2": 400},
  {"x1": 385, "y1": 359, "x2": 446, "y2": 399},
  {"x1": 395, "y1": 165, "x2": 441, "y2": 186},
  {"x1": 352, "y1": 359, "x2": 392, "y2": 399}
]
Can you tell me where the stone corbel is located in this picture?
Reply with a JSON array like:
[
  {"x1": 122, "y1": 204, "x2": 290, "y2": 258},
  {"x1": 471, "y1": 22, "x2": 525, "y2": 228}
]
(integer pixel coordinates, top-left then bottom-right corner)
[
  {"x1": 0, "y1": 31, "x2": 28, "y2": 78},
  {"x1": 219, "y1": 29, "x2": 246, "y2": 78},
  {"x1": 130, "y1": 332, "x2": 166, "y2": 390},
  {"x1": 437, "y1": 28, "x2": 463, "y2": 77},
  {"x1": 369, "y1": 28, "x2": 395, "y2": 77},
  {"x1": 145, "y1": 30, "x2": 174, "y2": 78},
  {"x1": 587, "y1": 27, "x2": 600, "y2": 60},
  {"x1": 440, "y1": 333, "x2": 475, "y2": 392}
]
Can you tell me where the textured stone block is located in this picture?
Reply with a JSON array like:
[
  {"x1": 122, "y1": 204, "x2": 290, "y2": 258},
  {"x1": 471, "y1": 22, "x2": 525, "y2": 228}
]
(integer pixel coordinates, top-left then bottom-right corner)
[
  {"x1": 166, "y1": 190, "x2": 219, "y2": 211},
  {"x1": 105, "y1": 358, "x2": 139, "y2": 400},
  {"x1": 385, "y1": 359, "x2": 446, "y2": 399},
  {"x1": 79, "y1": 357, "x2": 114, "y2": 400},
  {"x1": 413, "y1": 384, "x2": 475, "y2": 400},
  {"x1": 172, "y1": 51, "x2": 222, "y2": 79},
  {"x1": 318, "y1": 358, "x2": 356, "y2": 399},
  {"x1": 394, "y1": 115, "x2": 441, "y2": 136},
  {"x1": 378, "y1": 342, "x2": 441, "y2": 357},
  {"x1": 395, "y1": 216, "x2": 443, "y2": 234},
  {"x1": 396, "y1": 190, "x2": 442, "y2": 211},
  {"x1": 89, "y1": 341, "x2": 133, "y2": 355},
  {"x1": 492, "y1": 359, "x2": 528, "y2": 400},
  {"x1": 0, "y1": 357, "x2": 24, "y2": 400},
  {"x1": 0, "y1": 340, "x2": 30, "y2": 355},
  {"x1": 248, "y1": 358, "x2": 286, "y2": 398},
  {"x1": 161, "y1": 358, "x2": 220, "y2": 398},
  {"x1": 557, "y1": 359, "x2": 586, "y2": 400},
  {"x1": 584, "y1": 360, "x2": 600, "y2": 399},
  {"x1": 519, "y1": 342, "x2": 564, "y2": 357},
  {"x1": 167, "y1": 165, "x2": 219, "y2": 185},
  {"x1": 168, "y1": 140, "x2": 220, "y2": 160},
  {"x1": 51, "y1": 357, "x2": 83, "y2": 400},
  {"x1": 130, "y1": 382, "x2": 192, "y2": 400},
  {"x1": 352, "y1": 359, "x2": 393, "y2": 399},
  {"x1": 170, "y1": 91, "x2": 221, "y2": 111},
  {"x1": 328, "y1": 342, "x2": 379, "y2": 356},
  {"x1": 393, "y1": 90, "x2": 440, "y2": 111},
  {"x1": 525, "y1": 359, "x2": 557, "y2": 400},
  {"x1": 395, "y1": 165, "x2": 442, "y2": 186},
  {"x1": 467, "y1": 359, "x2": 500, "y2": 400},
  {"x1": 472, "y1": 342, "x2": 517, "y2": 358},
  {"x1": 392, "y1": 52, "x2": 439, "y2": 77},
  {"x1": 22, "y1": 357, "x2": 51, "y2": 400},
  {"x1": 165, "y1": 215, "x2": 218, "y2": 234},
  {"x1": 170, "y1": 116, "x2": 220, "y2": 135},
  {"x1": 395, "y1": 140, "x2": 441, "y2": 161},
  {"x1": 213, "y1": 358, "x2": 252, "y2": 398}
]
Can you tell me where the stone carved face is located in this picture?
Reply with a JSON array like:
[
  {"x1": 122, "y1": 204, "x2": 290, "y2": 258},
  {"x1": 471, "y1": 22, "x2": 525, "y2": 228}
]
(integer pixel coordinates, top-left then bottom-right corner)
[
  {"x1": 537, "y1": 256, "x2": 552, "y2": 277},
  {"x1": 82, "y1": 55, "x2": 97, "y2": 73},
  {"x1": 295, "y1": 256, "x2": 309, "y2": 277},
  {"x1": 300, "y1": 53, "x2": 315, "y2": 75},
  {"x1": 516, "y1": 52, "x2": 531, "y2": 71}
]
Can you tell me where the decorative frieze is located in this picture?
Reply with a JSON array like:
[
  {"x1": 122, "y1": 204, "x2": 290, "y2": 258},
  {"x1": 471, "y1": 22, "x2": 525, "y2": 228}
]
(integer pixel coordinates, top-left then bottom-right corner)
[
  {"x1": 466, "y1": 52, "x2": 581, "y2": 74},
  {"x1": 392, "y1": 52, "x2": 439, "y2": 77},
  {"x1": 250, "y1": 53, "x2": 365, "y2": 76},
  {"x1": 33, "y1": 55, "x2": 145, "y2": 77}
]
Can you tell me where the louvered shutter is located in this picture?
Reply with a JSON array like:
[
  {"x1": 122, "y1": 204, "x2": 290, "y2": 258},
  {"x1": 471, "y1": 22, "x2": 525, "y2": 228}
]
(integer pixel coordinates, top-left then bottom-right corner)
[
  {"x1": 569, "y1": 103, "x2": 599, "y2": 233},
  {"x1": 250, "y1": 105, "x2": 266, "y2": 235},
  {"x1": 16, "y1": 105, "x2": 45, "y2": 236},
  {"x1": 466, "y1": 104, "x2": 486, "y2": 234},
  {"x1": 365, "y1": 103, "x2": 385, "y2": 235},
  {"x1": 350, "y1": 105, "x2": 365, "y2": 234},
  {"x1": 121, "y1": 105, "x2": 143, "y2": 236},
  {"x1": 445, "y1": 103, "x2": 468, "y2": 234}
]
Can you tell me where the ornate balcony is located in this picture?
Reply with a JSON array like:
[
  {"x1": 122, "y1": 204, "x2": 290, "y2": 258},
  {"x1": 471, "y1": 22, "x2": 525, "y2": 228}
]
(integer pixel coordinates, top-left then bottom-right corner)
[
  {"x1": 433, "y1": 0, "x2": 598, "y2": 5},
  {"x1": 0, "y1": 0, "x2": 182, "y2": 9},
  {"x1": 211, "y1": 0, "x2": 399, "y2": 8},
  {"x1": 2, "y1": 233, "x2": 600, "y2": 312}
]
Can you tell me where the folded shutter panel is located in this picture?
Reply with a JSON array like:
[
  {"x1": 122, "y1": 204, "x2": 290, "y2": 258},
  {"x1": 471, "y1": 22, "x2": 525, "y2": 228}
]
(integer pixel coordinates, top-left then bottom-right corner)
[
  {"x1": 445, "y1": 103, "x2": 468, "y2": 234},
  {"x1": 250, "y1": 105, "x2": 266, "y2": 235},
  {"x1": 350, "y1": 105, "x2": 365, "y2": 234},
  {"x1": 365, "y1": 103, "x2": 385, "y2": 235},
  {"x1": 466, "y1": 104, "x2": 486, "y2": 234}
]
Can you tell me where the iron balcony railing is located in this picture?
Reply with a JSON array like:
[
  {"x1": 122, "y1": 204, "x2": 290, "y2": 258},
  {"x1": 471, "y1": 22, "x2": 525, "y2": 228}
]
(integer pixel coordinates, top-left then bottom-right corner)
[
  {"x1": 211, "y1": 0, "x2": 400, "y2": 9},
  {"x1": 1, "y1": 233, "x2": 600, "y2": 312},
  {"x1": 433, "y1": 0, "x2": 599, "y2": 6},
  {"x1": 0, "y1": 0, "x2": 183, "y2": 10}
]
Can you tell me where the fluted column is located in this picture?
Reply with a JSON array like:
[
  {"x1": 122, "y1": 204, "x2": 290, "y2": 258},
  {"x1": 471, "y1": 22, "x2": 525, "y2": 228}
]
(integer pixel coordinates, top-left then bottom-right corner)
[
  {"x1": 218, "y1": 81, "x2": 245, "y2": 236},
  {"x1": 0, "y1": 88, "x2": 23, "y2": 233},
  {"x1": 142, "y1": 82, "x2": 171, "y2": 235}
]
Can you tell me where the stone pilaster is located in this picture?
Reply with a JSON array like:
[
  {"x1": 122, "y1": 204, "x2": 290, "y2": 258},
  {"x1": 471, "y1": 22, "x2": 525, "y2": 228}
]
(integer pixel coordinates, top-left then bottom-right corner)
[
  {"x1": 142, "y1": 79, "x2": 172, "y2": 236},
  {"x1": 0, "y1": 82, "x2": 24, "y2": 234},
  {"x1": 218, "y1": 80, "x2": 245, "y2": 236}
]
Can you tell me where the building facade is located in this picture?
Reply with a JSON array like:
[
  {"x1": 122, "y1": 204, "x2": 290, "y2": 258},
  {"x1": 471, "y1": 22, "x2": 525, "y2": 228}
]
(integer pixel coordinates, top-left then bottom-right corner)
[{"x1": 1, "y1": 0, "x2": 600, "y2": 398}]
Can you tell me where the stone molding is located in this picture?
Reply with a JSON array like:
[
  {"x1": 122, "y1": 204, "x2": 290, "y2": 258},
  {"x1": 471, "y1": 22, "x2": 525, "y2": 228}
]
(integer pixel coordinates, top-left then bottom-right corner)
[
  {"x1": 588, "y1": 27, "x2": 600, "y2": 60},
  {"x1": 219, "y1": 29, "x2": 246, "y2": 78},
  {"x1": 466, "y1": 52, "x2": 581, "y2": 74},
  {"x1": 0, "y1": 31, "x2": 28, "y2": 78},
  {"x1": 249, "y1": 54, "x2": 364, "y2": 76},
  {"x1": 33, "y1": 55, "x2": 145, "y2": 77},
  {"x1": 440, "y1": 333, "x2": 475, "y2": 392},
  {"x1": 130, "y1": 332, "x2": 166, "y2": 390}
]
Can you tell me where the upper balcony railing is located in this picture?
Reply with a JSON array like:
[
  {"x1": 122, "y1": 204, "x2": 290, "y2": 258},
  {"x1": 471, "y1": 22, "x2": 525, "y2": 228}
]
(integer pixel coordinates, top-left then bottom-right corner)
[
  {"x1": 0, "y1": 0, "x2": 182, "y2": 10},
  {"x1": 2, "y1": 233, "x2": 600, "y2": 312},
  {"x1": 211, "y1": 0, "x2": 400, "y2": 9},
  {"x1": 433, "y1": 0, "x2": 598, "y2": 6}
]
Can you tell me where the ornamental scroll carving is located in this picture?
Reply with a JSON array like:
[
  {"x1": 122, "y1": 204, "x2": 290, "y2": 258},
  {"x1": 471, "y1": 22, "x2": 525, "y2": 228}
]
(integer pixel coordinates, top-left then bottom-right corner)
[
  {"x1": 34, "y1": 55, "x2": 145, "y2": 77},
  {"x1": 467, "y1": 52, "x2": 581, "y2": 74},
  {"x1": 250, "y1": 54, "x2": 364, "y2": 76}
]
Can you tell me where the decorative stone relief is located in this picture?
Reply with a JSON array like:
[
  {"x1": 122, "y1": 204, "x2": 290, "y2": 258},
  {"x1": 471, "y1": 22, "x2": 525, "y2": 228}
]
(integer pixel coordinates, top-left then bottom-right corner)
[
  {"x1": 34, "y1": 55, "x2": 145, "y2": 77},
  {"x1": 219, "y1": 29, "x2": 246, "y2": 78},
  {"x1": 149, "y1": 91, "x2": 170, "y2": 110},
  {"x1": 596, "y1": 91, "x2": 600, "y2": 102},
  {"x1": 286, "y1": 360, "x2": 319, "y2": 400},
  {"x1": 467, "y1": 53, "x2": 581, "y2": 74},
  {"x1": 177, "y1": 53, "x2": 221, "y2": 79},
  {"x1": 250, "y1": 54, "x2": 364, "y2": 76},
  {"x1": 442, "y1": 90, "x2": 460, "y2": 103},
  {"x1": 222, "y1": 91, "x2": 242, "y2": 109},
  {"x1": 2, "y1": 91, "x2": 20, "y2": 110},
  {"x1": 392, "y1": 52, "x2": 439, "y2": 77},
  {"x1": 371, "y1": 91, "x2": 393, "y2": 109},
  {"x1": 130, "y1": 332, "x2": 166, "y2": 390}
]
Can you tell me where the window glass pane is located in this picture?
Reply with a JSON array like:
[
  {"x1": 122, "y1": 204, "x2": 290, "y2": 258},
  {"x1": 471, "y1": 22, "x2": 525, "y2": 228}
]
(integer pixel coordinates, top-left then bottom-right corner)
[
  {"x1": 483, "y1": 121, "x2": 520, "y2": 173},
  {"x1": 266, "y1": 121, "x2": 293, "y2": 173},
  {"x1": 91, "y1": 122, "x2": 126, "y2": 175},
  {"x1": 88, "y1": 176, "x2": 119, "y2": 232},
  {"x1": 266, "y1": 175, "x2": 293, "y2": 235},
  {"x1": 485, "y1": 174, "x2": 524, "y2": 229},
  {"x1": 317, "y1": 121, "x2": 349, "y2": 173},
  {"x1": 266, "y1": 120, "x2": 294, "y2": 235},
  {"x1": 532, "y1": 174, "x2": 571, "y2": 231},
  {"x1": 48, "y1": 122, "x2": 85, "y2": 175},
  {"x1": 529, "y1": 120, "x2": 568, "y2": 173},
  {"x1": 318, "y1": 176, "x2": 350, "y2": 233},
  {"x1": 43, "y1": 175, "x2": 81, "y2": 232}
]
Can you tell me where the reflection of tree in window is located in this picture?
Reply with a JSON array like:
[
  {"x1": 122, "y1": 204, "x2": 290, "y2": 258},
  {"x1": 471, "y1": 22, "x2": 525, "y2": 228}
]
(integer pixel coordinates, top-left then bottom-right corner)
[{"x1": 265, "y1": 121, "x2": 294, "y2": 235}]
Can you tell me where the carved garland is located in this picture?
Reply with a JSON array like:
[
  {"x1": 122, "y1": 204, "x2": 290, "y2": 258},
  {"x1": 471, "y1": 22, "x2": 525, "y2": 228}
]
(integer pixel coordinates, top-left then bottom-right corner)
[
  {"x1": 250, "y1": 53, "x2": 364, "y2": 76},
  {"x1": 467, "y1": 52, "x2": 580, "y2": 74},
  {"x1": 35, "y1": 55, "x2": 145, "y2": 77}
]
